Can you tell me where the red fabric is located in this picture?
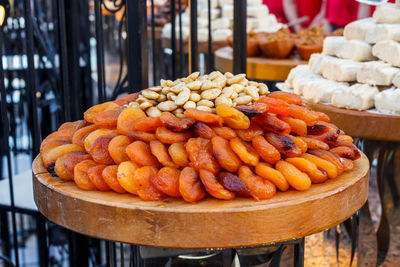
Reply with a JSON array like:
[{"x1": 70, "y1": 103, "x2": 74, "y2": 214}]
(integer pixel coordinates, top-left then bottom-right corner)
[
  {"x1": 295, "y1": 0, "x2": 323, "y2": 27},
  {"x1": 326, "y1": 0, "x2": 359, "y2": 27},
  {"x1": 263, "y1": 0, "x2": 288, "y2": 23}
]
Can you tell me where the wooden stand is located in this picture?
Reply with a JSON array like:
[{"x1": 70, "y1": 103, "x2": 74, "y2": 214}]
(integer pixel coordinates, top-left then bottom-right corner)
[
  {"x1": 304, "y1": 101, "x2": 400, "y2": 142},
  {"x1": 32, "y1": 154, "x2": 369, "y2": 249},
  {"x1": 215, "y1": 47, "x2": 307, "y2": 81}
]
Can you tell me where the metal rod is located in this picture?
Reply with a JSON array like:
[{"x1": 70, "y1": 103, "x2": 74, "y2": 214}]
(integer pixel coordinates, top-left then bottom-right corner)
[
  {"x1": 150, "y1": 0, "x2": 157, "y2": 85},
  {"x1": 170, "y1": 0, "x2": 176, "y2": 79},
  {"x1": 207, "y1": 0, "x2": 213, "y2": 72},
  {"x1": 294, "y1": 238, "x2": 305, "y2": 267},
  {"x1": 178, "y1": 0, "x2": 184, "y2": 76},
  {"x1": 189, "y1": 0, "x2": 198, "y2": 73},
  {"x1": 94, "y1": 0, "x2": 106, "y2": 102},
  {"x1": 233, "y1": 0, "x2": 247, "y2": 74}
]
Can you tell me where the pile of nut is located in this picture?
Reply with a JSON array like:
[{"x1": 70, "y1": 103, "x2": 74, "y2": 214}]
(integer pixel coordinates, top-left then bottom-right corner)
[{"x1": 126, "y1": 71, "x2": 269, "y2": 117}]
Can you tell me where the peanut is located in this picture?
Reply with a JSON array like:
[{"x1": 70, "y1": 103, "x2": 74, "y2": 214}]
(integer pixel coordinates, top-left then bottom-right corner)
[
  {"x1": 197, "y1": 99, "x2": 214, "y2": 108},
  {"x1": 146, "y1": 107, "x2": 162, "y2": 117},
  {"x1": 175, "y1": 87, "x2": 191, "y2": 106},
  {"x1": 183, "y1": 101, "x2": 196, "y2": 109},
  {"x1": 201, "y1": 88, "x2": 221, "y2": 100},
  {"x1": 158, "y1": 101, "x2": 177, "y2": 111},
  {"x1": 227, "y1": 74, "x2": 246, "y2": 85},
  {"x1": 234, "y1": 95, "x2": 252, "y2": 105},
  {"x1": 189, "y1": 92, "x2": 201, "y2": 102},
  {"x1": 245, "y1": 86, "x2": 260, "y2": 101},
  {"x1": 141, "y1": 89, "x2": 159, "y2": 100},
  {"x1": 196, "y1": 106, "x2": 212, "y2": 112}
]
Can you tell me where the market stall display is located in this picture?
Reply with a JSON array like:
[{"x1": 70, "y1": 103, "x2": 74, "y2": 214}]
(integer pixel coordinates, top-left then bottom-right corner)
[{"x1": 283, "y1": 2, "x2": 400, "y2": 115}]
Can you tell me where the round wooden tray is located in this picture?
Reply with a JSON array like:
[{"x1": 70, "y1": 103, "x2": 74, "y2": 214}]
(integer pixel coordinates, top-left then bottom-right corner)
[
  {"x1": 33, "y1": 154, "x2": 369, "y2": 249},
  {"x1": 215, "y1": 47, "x2": 307, "y2": 81},
  {"x1": 304, "y1": 101, "x2": 400, "y2": 142}
]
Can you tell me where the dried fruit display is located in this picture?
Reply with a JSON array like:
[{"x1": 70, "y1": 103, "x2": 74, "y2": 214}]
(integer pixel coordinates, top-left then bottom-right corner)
[{"x1": 40, "y1": 72, "x2": 361, "y2": 202}]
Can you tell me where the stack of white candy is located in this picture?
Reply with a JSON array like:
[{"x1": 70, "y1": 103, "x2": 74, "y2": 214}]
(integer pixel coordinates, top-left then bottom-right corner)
[
  {"x1": 161, "y1": 0, "x2": 284, "y2": 42},
  {"x1": 285, "y1": 2, "x2": 400, "y2": 115}
]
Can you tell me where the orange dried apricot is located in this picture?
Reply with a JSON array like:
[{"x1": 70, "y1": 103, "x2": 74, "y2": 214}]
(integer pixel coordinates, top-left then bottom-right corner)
[
  {"x1": 298, "y1": 136, "x2": 329, "y2": 150},
  {"x1": 179, "y1": 167, "x2": 207, "y2": 203},
  {"x1": 184, "y1": 108, "x2": 223, "y2": 126},
  {"x1": 337, "y1": 134, "x2": 354, "y2": 143},
  {"x1": 102, "y1": 165, "x2": 127, "y2": 193},
  {"x1": 133, "y1": 166, "x2": 166, "y2": 201},
  {"x1": 288, "y1": 104, "x2": 319, "y2": 126},
  {"x1": 278, "y1": 116, "x2": 307, "y2": 136},
  {"x1": 307, "y1": 124, "x2": 337, "y2": 135},
  {"x1": 113, "y1": 92, "x2": 139, "y2": 106},
  {"x1": 74, "y1": 160, "x2": 98, "y2": 190},
  {"x1": 168, "y1": 142, "x2": 190, "y2": 167},
  {"x1": 117, "y1": 161, "x2": 140, "y2": 195},
  {"x1": 308, "y1": 149, "x2": 344, "y2": 175},
  {"x1": 192, "y1": 122, "x2": 216, "y2": 139},
  {"x1": 285, "y1": 157, "x2": 328, "y2": 183},
  {"x1": 41, "y1": 130, "x2": 73, "y2": 147},
  {"x1": 117, "y1": 107, "x2": 146, "y2": 136},
  {"x1": 253, "y1": 114, "x2": 291, "y2": 135},
  {"x1": 215, "y1": 104, "x2": 250, "y2": 129},
  {"x1": 257, "y1": 96, "x2": 291, "y2": 116},
  {"x1": 229, "y1": 138, "x2": 259, "y2": 166},
  {"x1": 252, "y1": 136, "x2": 281, "y2": 164},
  {"x1": 87, "y1": 165, "x2": 112, "y2": 191},
  {"x1": 160, "y1": 112, "x2": 196, "y2": 132},
  {"x1": 235, "y1": 103, "x2": 268, "y2": 117},
  {"x1": 211, "y1": 136, "x2": 242, "y2": 172},
  {"x1": 155, "y1": 127, "x2": 192, "y2": 144},
  {"x1": 217, "y1": 172, "x2": 252, "y2": 197},
  {"x1": 72, "y1": 125, "x2": 98, "y2": 147},
  {"x1": 134, "y1": 117, "x2": 163, "y2": 132},
  {"x1": 151, "y1": 167, "x2": 181, "y2": 198},
  {"x1": 126, "y1": 141, "x2": 161, "y2": 167},
  {"x1": 89, "y1": 135, "x2": 116, "y2": 165},
  {"x1": 267, "y1": 91, "x2": 302, "y2": 105},
  {"x1": 255, "y1": 162, "x2": 289, "y2": 191},
  {"x1": 275, "y1": 160, "x2": 311, "y2": 191},
  {"x1": 84, "y1": 102, "x2": 120, "y2": 123},
  {"x1": 308, "y1": 131, "x2": 339, "y2": 145},
  {"x1": 128, "y1": 131, "x2": 156, "y2": 142},
  {"x1": 285, "y1": 134, "x2": 308, "y2": 153},
  {"x1": 185, "y1": 137, "x2": 221, "y2": 174},
  {"x1": 211, "y1": 126, "x2": 237, "y2": 139},
  {"x1": 301, "y1": 153, "x2": 338, "y2": 179},
  {"x1": 58, "y1": 120, "x2": 89, "y2": 136},
  {"x1": 265, "y1": 132, "x2": 302, "y2": 157},
  {"x1": 235, "y1": 121, "x2": 264, "y2": 141},
  {"x1": 42, "y1": 144, "x2": 84, "y2": 167},
  {"x1": 149, "y1": 140, "x2": 176, "y2": 167},
  {"x1": 313, "y1": 111, "x2": 330, "y2": 123},
  {"x1": 40, "y1": 139, "x2": 71, "y2": 157},
  {"x1": 238, "y1": 166, "x2": 276, "y2": 200},
  {"x1": 199, "y1": 169, "x2": 235, "y2": 200},
  {"x1": 340, "y1": 158, "x2": 354, "y2": 171},
  {"x1": 83, "y1": 128, "x2": 118, "y2": 152},
  {"x1": 330, "y1": 146, "x2": 358, "y2": 160},
  {"x1": 92, "y1": 106, "x2": 125, "y2": 129},
  {"x1": 108, "y1": 135, "x2": 133, "y2": 164},
  {"x1": 54, "y1": 151, "x2": 91, "y2": 180}
]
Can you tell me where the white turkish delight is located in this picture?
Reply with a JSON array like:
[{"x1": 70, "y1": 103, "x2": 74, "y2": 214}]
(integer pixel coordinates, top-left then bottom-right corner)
[
  {"x1": 373, "y1": 3, "x2": 400, "y2": 24},
  {"x1": 337, "y1": 40, "x2": 375, "y2": 62},
  {"x1": 372, "y1": 40, "x2": 400, "y2": 67},
  {"x1": 357, "y1": 61, "x2": 399, "y2": 86},
  {"x1": 343, "y1": 18, "x2": 376, "y2": 41},
  {"x1": 302, "y1": 79, "x2": 349, "y2": 104},
  {"x1": 322, "y1": 36, "x2": 346, "y2": 56},
  {"x1": 365, "y1": 24, "x2": 400, "y2": 44},
  {"x1": 374, "y1": 87, "x2": 400, "y2": 114},
  {"x1": 321, "y1": 57, "x2": 363, "y2": 82},
  {"x1": 331, "y1": 84, "x2": 379, "y2": 111}
]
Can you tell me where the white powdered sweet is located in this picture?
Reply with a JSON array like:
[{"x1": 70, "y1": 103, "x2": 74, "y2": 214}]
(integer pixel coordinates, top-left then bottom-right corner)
[
  {"x1": 357, "y1": 61, "x2": 399, "y2": 86},
  {"x1": 374, "y1": 88, "x2": 400, "y2": 114},
  {"x1": 302, "y1": 79, "x2": 349, "y2": 104},
  {"x1": 365, "y1": 24, "x2": 400, "y2": 44},
  {"x1": 343, "y1": 18, "x2": 376, "y2": 41},
  {"x1": 372, "y1": 40, "x2": 400, "y2": 67},
  {"x1": 322, "y1": 36, "x2": 346, "y2": 56},
  {"x1": 285, "y1": 65, "x2": 311, "y2": 89},
  {"x1": 331, "y1": 84, "x2": 379, "y2": 111},
  {"x1": 337, "y1": 40, "x2": 375, "y2": 62},
  {"x1": 373, "y1": 3, "x2": 400, "y2": 24},
  {"x1": 392, "y1": 72, "x2": 400, "y2": 88},
  {"x1": 321, "y1": 57, "x2": 363, "y2": 82}
]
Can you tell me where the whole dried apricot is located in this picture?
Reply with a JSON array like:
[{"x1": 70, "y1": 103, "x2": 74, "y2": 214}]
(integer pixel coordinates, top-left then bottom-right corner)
[
  {"x1": 126, "y1": 141, "x2": 161, "y2": 168},
  {"x1": 267, "y1": 91, "x2": 302, "y2": 105},
  {"x1": 253, "y1": 114, "x2": 291, "y2": 135},
  {"x1": 235, "y1": 121, "x2": 264, "y2": 141},
  {"x1": 72, "y1": 125, "x2": 98, "y2": 147},
  {"x1": 229, "y1": 138, "x2": 259, "y2": 166},
  {"x1": 301, "y1": 153, "x2": 338, "y2": 179},
  {"x1": 151, "y1": 167, "x2": 181, "y2": 198},
  {"x1": 215, "y1": 104, "x2": 250, "y2": 129},
  {"x1": 278, "y1": 116, "x2": 307, "y2": 136},
  {"x1": 238, "y1": 166, "x2": 276, "y2": 200},
  {"x1": 217, "y1": 172, "x2": 252, "y2": 197},
  {"x1": 265, "y1": 132, "x2": 302, "y2": 157},
  {"x1": 298, "y1": 136, "x2": 329, "y2": 150},
  {"x1": 192, "y1": 122, "x2": 216, "y2": 139},
  {"x1": 117, "y1": 161, "x2": 140, "y2": 194},
  {"x1": 211, "y1": 136, "x2": 242, "y2": 172},
  {"x1": 184, "y1": 108, "x2": 223, "y2": 126},
  {"x1": 42, "y1": 144, "x2": 84, "y2": 167},
  {"x1": 179, "y1": 167, "x2": 207, "y2": 203},
  {"x1": 83, "y1": 128, "x2": 118, "y2": 152},
  {"x1": 160, "y1": 112, "x2": 196, "y2": 132},
  {"x1": 74, "y1": 160, "x2": 98, "y2": 190},
  {"x1": 252, "y1": 136, "x2": 281, "y2": 164},
  {"x1": 102, "y1": 165, "x2": 127, "y2": 193},
  {"x1": 257, "y1": 96, "x2": 291, "y2": 116},
  {"x1": 54, "y1": 151, "x2": 91, "y2": 180},
  {"x1": 275, "y1": 161, "x2": 311, "y2": 191},
  {"x1": 89, "y1": 135, "x2": 116, "y2": 165},
  {"x1": 87, "y1": 165, "x2": 112, "y2": 191},
  {"x1": 149, "y1": 140, "x2": 176, "y2": 167},
  {"x1": 211, "y1": 126, "x2": 237, "y2": 139},
  {"x1": 133, "y1": 166, "x2": 166, "y2": 201},
  {"x1": 235, "y1": 103, "x2": 268, "y2": 117},
  {"x1": 92, "y1": 106, "x2": 125, "y2": 129},
  {"x1": 134, "y1": 117, "x2": 163, "y2": 132},
  {"x1": 308, "y1": 149, "x2": 344, "y2": 175},
  {"x1": 288, "y1": 104, "x2": 319, "y2": 126},
  {"x1": 108, "y1": 135, "x2": 133, "y2": 164},
  {"x1": 199, "y1": 169, "x2": 235, "y2": 200},
  {"x1": 117, "y1": 107, "x2": 146, "y2": 136},
  {"x1": 168, "y1": 142, "x2": 190, "y2": 167},
  {"x1": 155, "y1": 127, "x2": 192, "y2": 144},
  {"x1": 84, "y1": 102, "x2": 120, "y2": 123},
  {"x1": 185, "y1": 138, "x2": 221, "y2": 174},
  {"x1": 285, "y1": 157, "x2": 328, "y2": 183},
  {"x1": 255, "y1": 162, "x2": 289, "y2": 191}
]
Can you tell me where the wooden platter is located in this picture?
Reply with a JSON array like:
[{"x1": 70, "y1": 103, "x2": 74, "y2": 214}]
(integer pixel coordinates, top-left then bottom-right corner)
[
  {"x1": 161, "y1": 37, "x2": 228, "y2": 53},
  {"x1": 215, "y1": 47, "x2": 307, "y2": 81},
  {"x1": 304, "y1": 101, "x2": 400, "y2": 142},
  {"x1": 33, "y1": 154, "x2": 369, "y2": 249}
]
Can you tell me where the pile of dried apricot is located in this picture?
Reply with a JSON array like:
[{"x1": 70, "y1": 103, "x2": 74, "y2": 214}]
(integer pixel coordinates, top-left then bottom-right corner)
[{"x1": 40, "y1": 77, "x2": 360, "y2": 203}]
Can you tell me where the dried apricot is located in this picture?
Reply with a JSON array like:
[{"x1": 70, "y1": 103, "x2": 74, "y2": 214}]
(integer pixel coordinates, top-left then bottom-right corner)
[
  {"x1": 179, "y1": 167, "x2": 207, "y2": 203},
  {"x1": 54, "y1": 151, "x2": 91, "y2": 180},
  {"x1": 301, "y1": 153, "x2": 338, "y2": 179},
  {"x1": 102, "y1": 165, "x2": 127, "y2": 193},
  {"x1": 211, "y1": 126, "x2": 237, "y2": 139},
  {"x1": 160, "y1": 112, "x2": 196, "y2": 132},
  {"x1": 275, "y1": 160, "x2": 311, "y2": 191},
  {"x1": 285, "y1": 134, "x2": 308, "y2": 153},
  {"x1": 89, "y1": 135, "x2": 116, "y2": 165},
  {"x1": 151, "y1": 167, "x2": 181, "y2": 197},
  {"x1": 288, "y1": 104, "x2": 319, "y2": 126},
  {"x1": 285, "y1": 157, "x2": 328, "y2": 183},
  {"x1": 308, "y1": 131, "x2": 338, "y2": 145},
  {"x1": 252, "y1": 136, "x2": 281, "y2": 164},
  {"x1": 74, "y1": 160, "x2": 98, "y2": 190},
  {"x1": 84, "y1": 102, "x2": 120, "y2": 123},
  {"x1": 92, "y1": 106, "x2": 125, "y2": 129},
  {"x1": 108, "y1": 135, "x2": 133, "y2": 164},
  {"x1": 40, "y1": 139, "x2": 71, "y2": 157},
  {"x1": 215, "y1": 104, "x2": 250, "y2": 129},
  {"x1": 253, "y1": 114, "x2": 291, "y2": 135},
  {"x1": 235, "y1": 121, "x2": 264, "y2": 141},
  {"x1": 185, "y1": 138, "x2": 221, "y2": 174},
  {"x1": 329, "y1": 140, "x2": 360, "y2": 159},
  {"x1": 128, "y1": 131, "x2": 156, "y2": 142},
  {"x1": 41, "y1": 130, "x2": 73, "y2": 147},
  {"x1": 337, "y1": 134, "x2": 354, "y2": 143},
  {"x1": 199, "y1": 169, "x2": 235, "y2": 200},
  {"x1": 117, "y1": 161, "x2": 140, "y2": 194},
  {"x1": 230, "y1": 138, "x2": 259, "y2": 166},
  {"x1": 307, "y1": 124, "x2": 337, "y2": 135},
  {"x1": 235, "y1": 103, "x2": 268, "y2": 117},
  {"x1": 168, "y1": 143, "x2": 190, "y2": 167},
  {"x1": 117, "y1": 107, "x2": 146, "y2": 136},
  {"x1": 155, "y1": 127, "x2": 192, "y2": 144},
  {"x1": 42, "y1": 144, "x2": 84, "y2": 167},
  {"x1": 211, "y1": 136, "x2": 242, "y2": 172},
  {"x1": 308, "y1": 149, "x2": 344, "y2": 175},
  {"x1": 217, "y1": 172, "x2": 252, "y2": 197},
  {"x1": 278, "y1": 116, "x2": 307, "y2": 136},
  {"x1": 192, "y1": 122, "x2": 216, "y2": 139},
  {"x1": 134, "y1": 117, "x2": 163, "y2": 132},
  {"x1": 184, "y1": 108, "x2": 223, "y2": 126},
  {"x1": 238, "y1": 166, "x2": 276, "y2": 200},
  {"x1": 257, "y1": 96, "x2": 291, "y2": 116},
  {"x1": 255, "y1": 162, "x2": 289, "y2": 191},
  {"x1": 149, "y1": 140, "x2": 176, "y2": 167},
  {"x1": 87, "y1": 165, "x2": 112, "y2": 191},
  {"x1": 340, "y1": 158, "x2": 354, "y2": 171},
  {"x1": 265, "y1": 132, "x2": 302, "y2": 157},
  {"x1": 58, "y1": 120, "x2": 89, "y2": 136},
  {"x1": 330, "y1": 146, "x2": 358, "y2": 160},
  {"x1": 126, "y1": 141, "x2": 161, "y2": 167},
  {"x1": 313, "y1": 111, "x2": 330, "y2": 123},
  {"x1": 298, "y1": 136, "x2": 329, "y2": 150},
  {"x1": 267, "y1": 91, "x2": 302, "y2": 105},
  {"x1": 133, "y1": 166, "x2": 166, "y2": 201},
  {"x1": 113, "y1": 92, "x2": 139, "y2": 105},
  {"x1": 72, "y1": 125, "x2": 98, "y2": 147},
  {"x1": 83, "y1": 128, "x2": 118, "y2": 152}
]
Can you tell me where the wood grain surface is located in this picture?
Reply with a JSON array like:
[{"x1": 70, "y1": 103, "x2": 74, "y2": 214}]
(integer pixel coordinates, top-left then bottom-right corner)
[
  {"x1": 33, "y1": 154, "x2": 369, "y2": 249},
  {"x1": 304, "y1": 101, "x2": 400, "y2": 142},
  {"x1": 215, "y1": 47, "x2": 307, "y2": 81}
]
